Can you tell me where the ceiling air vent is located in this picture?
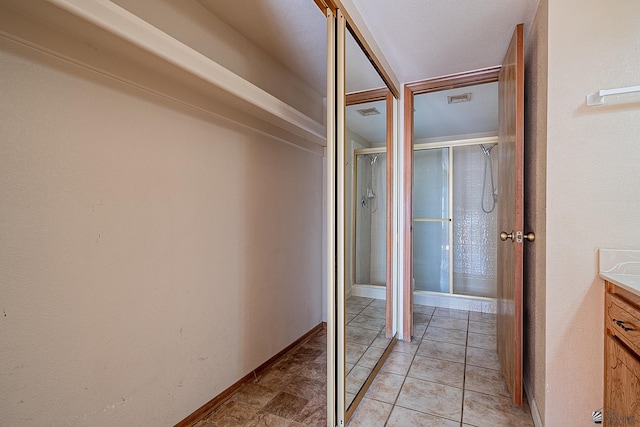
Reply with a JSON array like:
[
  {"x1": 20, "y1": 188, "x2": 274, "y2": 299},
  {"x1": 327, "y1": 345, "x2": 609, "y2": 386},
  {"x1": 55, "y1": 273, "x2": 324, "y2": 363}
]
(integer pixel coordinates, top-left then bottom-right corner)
[
  {"x1": 356, "y1": 107, "x2": 381, "y2": 116},
  {"x1": 447, "y1": 93, "x2": 472, "y2": 104}
]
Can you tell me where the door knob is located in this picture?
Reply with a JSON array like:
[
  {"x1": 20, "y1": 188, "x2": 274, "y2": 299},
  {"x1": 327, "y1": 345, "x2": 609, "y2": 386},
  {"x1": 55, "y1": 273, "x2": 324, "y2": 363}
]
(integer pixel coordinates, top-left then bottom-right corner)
[
  {"x1": 500, "y1": 231, "x2": 535, "y2": 242},
  {"x1": 500, "y1": 231, "x2": 514, "y2": 241}
]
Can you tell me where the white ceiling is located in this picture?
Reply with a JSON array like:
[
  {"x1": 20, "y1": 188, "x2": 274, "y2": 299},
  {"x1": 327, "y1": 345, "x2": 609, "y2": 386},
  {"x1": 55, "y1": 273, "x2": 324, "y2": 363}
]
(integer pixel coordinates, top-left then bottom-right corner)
[
  {"x1": 414, "y1": 82, "x2": 498, "y2": 140},
  {"x1": 346, "y1": 99, "x2": 387, "y2": 146},
  {"x1": 198, "y1": 0, "x2": 538, "y2": 138},
  {"x1": 200, "y1": 0, "x2": 539, "y2": 91},
  {"x1": 349, "y1": 0, "x2": 540, "y2": 84}
]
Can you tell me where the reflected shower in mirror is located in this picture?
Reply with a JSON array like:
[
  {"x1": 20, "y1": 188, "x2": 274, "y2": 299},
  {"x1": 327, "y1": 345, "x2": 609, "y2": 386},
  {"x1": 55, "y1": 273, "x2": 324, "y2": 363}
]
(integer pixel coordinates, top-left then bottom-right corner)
[{"x1": 344, "y1": 27, "x2": 394, "y2": 412}]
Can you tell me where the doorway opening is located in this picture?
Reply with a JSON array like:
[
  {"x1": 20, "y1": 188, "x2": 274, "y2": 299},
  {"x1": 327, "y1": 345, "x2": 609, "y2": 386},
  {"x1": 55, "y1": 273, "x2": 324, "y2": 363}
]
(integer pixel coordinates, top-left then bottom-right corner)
[{"x1": 403, "y1": 68, "x2": 501, "y2": 338}]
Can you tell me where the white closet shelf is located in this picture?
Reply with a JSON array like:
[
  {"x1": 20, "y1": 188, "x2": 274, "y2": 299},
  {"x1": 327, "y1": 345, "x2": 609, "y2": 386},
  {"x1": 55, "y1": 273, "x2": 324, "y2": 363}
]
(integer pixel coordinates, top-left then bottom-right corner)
[{"x1": 0, "y1": 0, "x2": 327, "y2": 150}]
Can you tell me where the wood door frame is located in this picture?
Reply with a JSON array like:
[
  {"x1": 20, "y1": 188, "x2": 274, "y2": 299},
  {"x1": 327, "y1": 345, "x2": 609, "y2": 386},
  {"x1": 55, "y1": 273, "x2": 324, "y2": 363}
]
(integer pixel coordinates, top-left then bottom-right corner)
[
  {"x1": 346, "y1": 87, "x2": 394, "y2": 339},
  {"x1": 402, "y1": 66, "x2": 501, "y2": 341}
]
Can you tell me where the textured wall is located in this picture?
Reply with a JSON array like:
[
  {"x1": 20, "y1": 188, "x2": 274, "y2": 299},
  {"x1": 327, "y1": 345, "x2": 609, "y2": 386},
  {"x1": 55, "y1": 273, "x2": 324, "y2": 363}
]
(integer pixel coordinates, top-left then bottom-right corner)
[
  {"x1": 544, "y1": 0, "x2": 640, "y2": 425},
  {"x1": 0, "y1": 33, "x2": 322, "y2": 426}
]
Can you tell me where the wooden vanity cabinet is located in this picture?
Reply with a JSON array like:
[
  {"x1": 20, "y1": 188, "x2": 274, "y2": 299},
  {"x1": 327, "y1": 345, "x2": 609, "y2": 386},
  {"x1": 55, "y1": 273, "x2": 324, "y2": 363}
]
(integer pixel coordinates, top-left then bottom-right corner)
[{"x1": 604, "y1": 281, "x2": 640, "y2": 427}]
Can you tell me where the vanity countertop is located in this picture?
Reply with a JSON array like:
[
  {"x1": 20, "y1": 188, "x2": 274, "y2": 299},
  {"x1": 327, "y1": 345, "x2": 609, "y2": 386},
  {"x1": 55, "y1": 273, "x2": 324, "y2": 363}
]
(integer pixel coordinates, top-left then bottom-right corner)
[{"x1": 599, "y1": 249, "x2": 640, "y2": 296}]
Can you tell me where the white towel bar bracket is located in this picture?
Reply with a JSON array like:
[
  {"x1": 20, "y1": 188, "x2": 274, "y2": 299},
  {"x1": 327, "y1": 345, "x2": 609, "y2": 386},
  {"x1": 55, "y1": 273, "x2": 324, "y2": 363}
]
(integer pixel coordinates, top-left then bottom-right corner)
[{"x1": 586, "y1": 85, "x2": 640, "y2": 106}]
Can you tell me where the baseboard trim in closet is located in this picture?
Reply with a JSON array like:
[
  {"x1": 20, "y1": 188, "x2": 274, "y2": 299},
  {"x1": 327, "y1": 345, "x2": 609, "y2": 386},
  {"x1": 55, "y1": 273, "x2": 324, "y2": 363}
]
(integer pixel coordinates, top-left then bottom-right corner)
[{"x1": 175, "y1": 322, "x2": 326, "y2": 427}]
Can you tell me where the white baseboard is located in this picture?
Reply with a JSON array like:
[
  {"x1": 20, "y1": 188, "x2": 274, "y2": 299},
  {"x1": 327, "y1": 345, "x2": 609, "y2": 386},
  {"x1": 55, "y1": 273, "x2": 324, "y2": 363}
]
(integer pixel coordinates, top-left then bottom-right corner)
[
  {"x1": 524, "y1": 379, "x2": 544, "y2": 427},
  {"x1": 350, "y1": 284, "x2": 386, "y2": 300},
  {"x1": 413, "y1": 291, "x2": 496, "y2": 314},
  {"x1": 350, "y1": 286, "x2": 496, "y2": 313}
]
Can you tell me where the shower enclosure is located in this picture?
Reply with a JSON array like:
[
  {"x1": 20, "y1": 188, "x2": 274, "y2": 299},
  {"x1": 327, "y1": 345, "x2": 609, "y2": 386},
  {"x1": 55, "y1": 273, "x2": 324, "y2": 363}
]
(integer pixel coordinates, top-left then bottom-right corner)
[
  {"x1": 413, "y1": 137, "x2": 498, "y2": 299},
  {"x1": 353, "y1": 149, "x2": 386, "y2": 289}
]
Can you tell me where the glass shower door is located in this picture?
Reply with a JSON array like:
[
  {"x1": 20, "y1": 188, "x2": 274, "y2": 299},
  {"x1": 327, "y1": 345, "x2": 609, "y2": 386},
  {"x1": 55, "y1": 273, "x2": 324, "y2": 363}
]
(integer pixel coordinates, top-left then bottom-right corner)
[
  {"x1": 413, "y1": 148, "x2": 450, "y2": 293},
  {"x1": 354, "y1": 152, "x2": 387, "y2": 286}
]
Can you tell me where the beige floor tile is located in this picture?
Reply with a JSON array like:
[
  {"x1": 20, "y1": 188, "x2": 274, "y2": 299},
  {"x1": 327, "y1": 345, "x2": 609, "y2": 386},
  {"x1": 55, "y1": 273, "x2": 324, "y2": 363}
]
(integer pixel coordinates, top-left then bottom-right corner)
[
  {"x1": 346, "y1": 342, "x2": 369, "y2": 365},
  {"x1": 465, "y1": 365, "x2": 510, "y2": 398},
  {"x1": 369, "y1": 299, "x2": 387, "y2": 308},
  {"x1": 392, "y1": 339, "x2": 420, "y2": 355},
  {"x1": 396, "y1": 377, "x2": 463, "y2": 422},
  {"x1": 386, "y1": 406, "x2": 459, "y2": 427},
  {"x1": 381, "y1": 351, "x2": 415, "y2": 376},
  {"x1": 417, "y1": 339, "x2": 466, "y2": 363},
  {"x1": 414, "y1": 313, "x2": 431, "y2": 324},
  {"x1": 424, "y1": 326, "x2": 468, "y2": 346},
  {"x1": 346, "y1": 392, "x2": 356, "y2": 408},
  {"x1": 349, "y1": 315, "x2": 386, "y2": 331},
  {"x1": 466, "y1": 346, "x2": 501, "y2": 371},
  {"x1": 361, "y1": 306, "x2": 387, "y2": 319},
  {"x1": 462, "y1": 390, "x2": 534, "y2": 427},
  {"x1": 412, "y1": 322, "x2": 428, "y2": 338},
  {"x1": 413, "y1": 304, "x2": 436, "y2": 316},
  {"x1": 347, "y1": 398, "x2": 393, "y2": 427},
  {"x1": 346, "y1": 365, "x2": 373, "y2": 394},
  {"x1": 469, "y1": 311, "x2": 496, "y2": 323},
  {"x1": 434, "y1": 307, "x2": 469, "y2": 320},
  {"x1": 348, "y1": 296, "x2": 375, "y2": 306},
  {"x1": 468, "y1": 320, "x2": 496, "y2": 336},
  {"x1": 467, "y1": 332, "x2": 496, "y2": 350},
  {"x1": 371, "y1": 331, "x2": 393, "y2": 349},
  {"x1": 347, "y1": 325, "x2": 380, "y2": 346},
  {"x1": 347, "y1": 304, "x2": 367, "y2": 316},
  {"x1": 365, "y1": 372, "x2": 405, "y2": 404},
  {"x1": 429, "y1": 315, "x2": 469, "y2": 331},
  {"x1": 358, "y1": 345, "x2": 386, "y2": 368},
  {"x1": 408, "y1": 355, "x2": 464, "y2": 388}
]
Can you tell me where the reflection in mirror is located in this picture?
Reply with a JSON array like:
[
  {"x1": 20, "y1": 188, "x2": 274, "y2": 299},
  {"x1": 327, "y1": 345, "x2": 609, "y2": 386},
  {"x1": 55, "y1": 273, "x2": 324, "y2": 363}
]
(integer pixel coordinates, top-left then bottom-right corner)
[{"x1": 344, "y1": 27, "x2": 394, "y2": 413}]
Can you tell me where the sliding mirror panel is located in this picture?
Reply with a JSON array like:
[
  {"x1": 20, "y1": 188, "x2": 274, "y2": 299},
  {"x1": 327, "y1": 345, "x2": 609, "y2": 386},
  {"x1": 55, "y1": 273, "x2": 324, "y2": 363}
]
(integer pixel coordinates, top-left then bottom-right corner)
[{"x1": 343, "y1": 25, "x2": 396, "y2": 419}]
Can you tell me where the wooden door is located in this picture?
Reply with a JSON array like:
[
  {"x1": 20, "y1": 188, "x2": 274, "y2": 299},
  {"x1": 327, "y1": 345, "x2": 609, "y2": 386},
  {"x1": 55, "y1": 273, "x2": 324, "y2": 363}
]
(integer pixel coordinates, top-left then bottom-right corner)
[{"x1": 497, "y1": 23, "x2": 524, "y2": 406}]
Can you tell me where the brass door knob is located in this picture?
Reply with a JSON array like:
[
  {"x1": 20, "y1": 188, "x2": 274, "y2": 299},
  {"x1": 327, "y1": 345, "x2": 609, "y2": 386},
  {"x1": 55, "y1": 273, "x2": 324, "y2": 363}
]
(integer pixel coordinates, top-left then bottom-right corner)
[
  {"x1": 524, "y1": 232, "x2": 535, "y2": 242},
  {"x1": 500, "y1": 231, "x2": 514, "y2": 241}
]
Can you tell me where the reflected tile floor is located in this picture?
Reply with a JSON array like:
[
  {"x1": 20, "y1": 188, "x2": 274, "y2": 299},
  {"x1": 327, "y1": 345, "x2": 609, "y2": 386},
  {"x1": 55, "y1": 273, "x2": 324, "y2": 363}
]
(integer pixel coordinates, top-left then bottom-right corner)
[
  {"x1": 194, "y1": 327, "x2": 327, "y2": 427},
  {"x1": 346, "y1": 296, "x2": 391, "y2": 406},
  {"x1": 348, "y1": 305, "x2": 535, "y2": 427}
]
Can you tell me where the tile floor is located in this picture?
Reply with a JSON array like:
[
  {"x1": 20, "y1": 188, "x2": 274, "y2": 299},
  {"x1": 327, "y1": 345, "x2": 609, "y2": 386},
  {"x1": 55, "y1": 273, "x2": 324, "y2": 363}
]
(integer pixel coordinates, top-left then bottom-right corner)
[
  {"x1": 194, "y1": 327, "x2": 327, "y2": 427},
  {"x1": 193, "y1": 303, "x2": 535, "y2": 427},
  {"x1": 348, "y1": 305, "x2": 535, "y2": 427},
  {"x1": 345, "y1": 296, "x2": 392, "y2": 407}
]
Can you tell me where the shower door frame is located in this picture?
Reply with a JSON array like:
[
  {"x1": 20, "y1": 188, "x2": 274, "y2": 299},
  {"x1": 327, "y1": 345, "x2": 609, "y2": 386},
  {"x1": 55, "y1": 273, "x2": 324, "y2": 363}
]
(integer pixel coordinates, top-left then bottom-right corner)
[
  {"x1": 346, "y1": 89, "x2": 394, "y2": 339},
  {"x1": 413, "y1": 136, "x2": 498, "y2": 298},
  {"x1": 352, "y1": 145, "x2": 386, "y2": 289}
]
